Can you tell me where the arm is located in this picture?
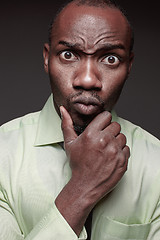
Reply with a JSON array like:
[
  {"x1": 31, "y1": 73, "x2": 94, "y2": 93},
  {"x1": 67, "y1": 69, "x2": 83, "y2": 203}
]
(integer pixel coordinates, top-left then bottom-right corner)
[
  {"x1": 0, "y1": 134, "x2": 86, "y2": 240},
  {"x1": 0, "y1": 193, "x2": 86, "y2": 240},
  {"x1": 55, "y1": 106, "x2": 130, "y2": 236}
]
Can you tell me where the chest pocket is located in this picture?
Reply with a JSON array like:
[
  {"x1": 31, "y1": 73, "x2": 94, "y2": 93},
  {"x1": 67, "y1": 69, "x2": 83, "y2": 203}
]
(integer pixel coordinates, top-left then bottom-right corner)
[{"x1": 92, "y1": 215, "x2": 151, "y2": 240}]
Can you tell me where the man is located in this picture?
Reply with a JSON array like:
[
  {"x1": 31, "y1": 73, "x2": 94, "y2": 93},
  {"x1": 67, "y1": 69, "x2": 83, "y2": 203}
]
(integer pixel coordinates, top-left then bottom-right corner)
[{"x1": 0, "y1": 0, "x2": 160, "y2": 239}]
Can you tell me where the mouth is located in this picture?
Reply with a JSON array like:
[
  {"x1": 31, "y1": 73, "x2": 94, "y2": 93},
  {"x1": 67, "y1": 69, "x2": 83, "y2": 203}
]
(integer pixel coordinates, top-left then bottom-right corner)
[
  {"x1": 73, "y1": 102, "x2": 100, "y2": 115},
  {"x1": 71, "y1": 96, "x2": 104, "y2": 116}
]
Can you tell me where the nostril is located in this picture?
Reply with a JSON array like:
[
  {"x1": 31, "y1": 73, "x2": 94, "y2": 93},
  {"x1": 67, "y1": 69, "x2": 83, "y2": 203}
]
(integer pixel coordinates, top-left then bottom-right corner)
[
  {"x1": 74, "y1": 85, "x2": 101, "y2": 91},
  {"x1": 74, "y1": 86, "x2": 83, "y2": 90},
  {"x1": 73, "y1": 74, "x2": 102, "y2": 90}
]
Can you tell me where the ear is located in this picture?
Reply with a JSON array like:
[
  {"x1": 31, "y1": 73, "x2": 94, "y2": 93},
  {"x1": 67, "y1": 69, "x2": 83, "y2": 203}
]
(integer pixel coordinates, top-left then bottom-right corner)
[
  {"x1": 43, "y1": 43, "x2": 50, "y2": 73},
  {"x1": 128, "y1": 51, "x2": 134, "y2": 74}
]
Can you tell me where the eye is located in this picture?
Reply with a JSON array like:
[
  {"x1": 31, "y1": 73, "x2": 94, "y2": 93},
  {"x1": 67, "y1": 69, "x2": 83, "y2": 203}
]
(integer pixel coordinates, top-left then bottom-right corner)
[
  {"x1": 101, "y1": 55, "x2": 120, "y2": 66},
  {"x1": 59, "y1": 50, "x2": 78, "y2": 61}
]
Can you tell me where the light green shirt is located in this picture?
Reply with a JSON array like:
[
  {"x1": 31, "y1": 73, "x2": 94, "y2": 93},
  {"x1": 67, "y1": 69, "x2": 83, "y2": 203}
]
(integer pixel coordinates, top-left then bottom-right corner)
[{"x1": 0, "y1": 94, "x2": 160, "y2": 240}]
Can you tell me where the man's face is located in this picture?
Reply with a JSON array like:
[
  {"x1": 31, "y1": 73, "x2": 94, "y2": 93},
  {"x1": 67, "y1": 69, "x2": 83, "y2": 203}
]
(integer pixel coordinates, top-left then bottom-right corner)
[{"x1": 43, "y1": 3, "x2": 133, "y2": 130}]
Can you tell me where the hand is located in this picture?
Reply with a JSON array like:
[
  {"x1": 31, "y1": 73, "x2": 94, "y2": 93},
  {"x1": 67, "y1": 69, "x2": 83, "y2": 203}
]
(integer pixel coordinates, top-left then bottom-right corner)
[
  {"x1": 60, "y1": 106, "x2": 130, "y2": 203},
  {"x1": 55, "y1": 106, "x2": 130, "y2": 236}
]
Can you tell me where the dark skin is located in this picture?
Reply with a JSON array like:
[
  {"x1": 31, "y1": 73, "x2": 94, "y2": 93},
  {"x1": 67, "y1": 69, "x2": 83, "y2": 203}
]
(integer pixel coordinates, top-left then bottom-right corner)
[{"x1": 43, "y1": 2, "x2": 134, "y2": 236}]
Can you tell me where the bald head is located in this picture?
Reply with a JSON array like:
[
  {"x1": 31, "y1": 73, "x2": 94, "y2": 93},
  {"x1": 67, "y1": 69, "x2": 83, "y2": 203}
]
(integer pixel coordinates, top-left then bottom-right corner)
[{"x1": 48, "y1": 0, "x2": 134, "y2": 52}]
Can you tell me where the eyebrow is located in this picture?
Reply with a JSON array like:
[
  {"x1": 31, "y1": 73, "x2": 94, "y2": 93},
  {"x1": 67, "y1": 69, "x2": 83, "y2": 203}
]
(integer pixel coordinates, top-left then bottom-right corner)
[
  {"x1": 58, "y1": 41, "x2": 82, "y2": 49},
  {"x1": 58, "y1": 40, "x2": 125, "y2": 54}
]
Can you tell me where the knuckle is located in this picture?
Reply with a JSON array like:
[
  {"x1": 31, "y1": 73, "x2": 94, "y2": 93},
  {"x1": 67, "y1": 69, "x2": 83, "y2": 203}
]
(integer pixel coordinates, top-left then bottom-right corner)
[
  {"x1": 108, "y1": 144, "x2": 118, "y2": 156},
  {"x1": 99, "y1": 137, "x2": 106, "y2": 148},
  {"x1": 83, "y1": 129, "x2": 92, "y2": 142}
]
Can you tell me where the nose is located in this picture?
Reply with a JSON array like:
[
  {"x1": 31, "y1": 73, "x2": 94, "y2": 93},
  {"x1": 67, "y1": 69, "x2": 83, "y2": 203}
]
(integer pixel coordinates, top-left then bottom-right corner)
[{"x1": 73, "y1": 59, "x2": 102, "y2": 90}]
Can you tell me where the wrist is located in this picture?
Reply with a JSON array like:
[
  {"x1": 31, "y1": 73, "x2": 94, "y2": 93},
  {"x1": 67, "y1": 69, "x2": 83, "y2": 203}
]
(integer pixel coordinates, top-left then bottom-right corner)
[{"x1": 55, "y1": 178, "x2": 95, "y2": 236}]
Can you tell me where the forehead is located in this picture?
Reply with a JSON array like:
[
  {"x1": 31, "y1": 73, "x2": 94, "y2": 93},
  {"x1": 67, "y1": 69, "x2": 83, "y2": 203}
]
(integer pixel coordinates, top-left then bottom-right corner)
[{"x1": 52, "y1": 4, "x2": 131, "y2": 50}]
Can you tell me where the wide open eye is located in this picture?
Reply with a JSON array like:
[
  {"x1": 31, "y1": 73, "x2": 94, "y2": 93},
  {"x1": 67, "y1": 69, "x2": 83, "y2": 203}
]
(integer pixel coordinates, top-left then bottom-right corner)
[
  {"x1": 101, "y1": 55, "x2": 120, "y2": 67},
  {"x1": 60, "y1": 50, "x2": 78, "y2": 61}
]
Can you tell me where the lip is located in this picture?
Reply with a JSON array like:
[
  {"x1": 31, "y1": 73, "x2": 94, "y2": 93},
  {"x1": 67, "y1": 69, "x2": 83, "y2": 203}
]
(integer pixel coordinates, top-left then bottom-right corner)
[
  {"x1": 72, "y1": 97, "x2": 102, "y2": 115},
  {"x1": 74, "y1": 102, "x2": 100, "y2": 115}
]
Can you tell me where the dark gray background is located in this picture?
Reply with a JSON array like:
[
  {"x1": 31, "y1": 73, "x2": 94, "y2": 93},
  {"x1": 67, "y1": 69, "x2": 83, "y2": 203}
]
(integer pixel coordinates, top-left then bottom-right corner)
[{"x1": 1, "y1": 1, "x2": 160, "y2": 138}]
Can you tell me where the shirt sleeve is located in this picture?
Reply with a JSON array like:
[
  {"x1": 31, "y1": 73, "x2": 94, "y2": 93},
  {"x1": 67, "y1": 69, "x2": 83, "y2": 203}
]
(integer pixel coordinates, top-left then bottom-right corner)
[
  {"x1": 25, "y1": 203, "x2": 87, "y2": 240},
  {"x1": 0, "y1": 196, "x2": 87, "y2": 240}
]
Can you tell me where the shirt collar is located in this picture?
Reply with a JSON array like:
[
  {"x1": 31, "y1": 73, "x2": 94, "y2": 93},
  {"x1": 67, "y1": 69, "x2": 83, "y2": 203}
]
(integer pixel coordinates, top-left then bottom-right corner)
[
  {"x1": 34, "y1": 94, "x2": 119, "y2": 146},
  {"x1": 34, "y1": 94, "x2": 64, "y2": 146}
]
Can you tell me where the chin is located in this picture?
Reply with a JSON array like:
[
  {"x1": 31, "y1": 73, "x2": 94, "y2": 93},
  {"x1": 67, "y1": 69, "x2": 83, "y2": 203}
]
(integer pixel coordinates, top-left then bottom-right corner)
[
  {"x1": 72, "y1": 113, "x2": 97, "y2": 135},
  {"x1": 73, "y1": 124, "x2": 87, "y2": 135}
]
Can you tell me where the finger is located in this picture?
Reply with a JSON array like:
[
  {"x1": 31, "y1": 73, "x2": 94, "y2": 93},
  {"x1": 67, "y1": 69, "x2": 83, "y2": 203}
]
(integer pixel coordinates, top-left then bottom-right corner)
[
  {"x1": 86, "y1": 111, "x2": 112, "y2": 132},
  {"x1": 60, "y1": 106, "x2": 77, "y2": 144},
  {"x1": 116, "y1": 148, "x2": 129, "y2": 170},
  {"x1": 103, "y1": 121, "x2": 121, "y2": 139},
  {"x1": 119, "y1": 154, "x2": 128, "y2": 171},
  {"x1": 115, "y1": 133, "x2": 127, "y2": 149},
  {"x1": 123, "y1": 145, "x2": 130, "y2": 160}
]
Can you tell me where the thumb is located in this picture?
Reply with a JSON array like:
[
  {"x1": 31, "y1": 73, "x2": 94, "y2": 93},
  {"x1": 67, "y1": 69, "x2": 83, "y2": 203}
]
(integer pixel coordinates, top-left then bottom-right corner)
[{"x1": 60, "y1": 106, "x2": 77, "y2": 144}]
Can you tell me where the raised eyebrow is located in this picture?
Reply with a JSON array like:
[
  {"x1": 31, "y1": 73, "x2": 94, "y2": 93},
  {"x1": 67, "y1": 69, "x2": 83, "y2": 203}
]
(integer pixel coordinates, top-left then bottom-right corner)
[
  {"x1": 58, "y1": 41, "x2": 82, "y2": 49},
  {"x1": 58, "y1": 41, "x2": 125, "y2": 55}
]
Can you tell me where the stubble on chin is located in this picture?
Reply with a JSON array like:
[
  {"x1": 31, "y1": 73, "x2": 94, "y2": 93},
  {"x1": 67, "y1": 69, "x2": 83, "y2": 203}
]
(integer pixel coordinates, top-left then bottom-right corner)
[{"x1": 73, "y1": 124, "x2": 87, "y2": 135}]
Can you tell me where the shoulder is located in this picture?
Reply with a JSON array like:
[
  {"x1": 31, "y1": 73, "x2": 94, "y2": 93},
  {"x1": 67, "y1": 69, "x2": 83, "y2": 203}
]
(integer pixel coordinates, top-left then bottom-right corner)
[
  {"x1": 117, "y1": 116, "x2": 160, "y2": 148},
  {"x1": 0, "y1": 111, "x2": 40, "y2": 155},
  {"x1": 117, "y1": 115, "x2": 160, "y2": 174},
  {"x1": 118, "y1": 116, "x2": 160, "y2": 185},
  {"x1": 0, "y1": 111, "x2": 40, "y2": 134},
  {"x1": 0, "y1": 111, "x2": 41, "y2": 184}
]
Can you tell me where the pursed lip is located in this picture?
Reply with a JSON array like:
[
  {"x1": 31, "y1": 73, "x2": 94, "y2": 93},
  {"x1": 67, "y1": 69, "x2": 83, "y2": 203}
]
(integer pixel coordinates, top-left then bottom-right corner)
[{"x1": 71, "y1": 96, "x2": 103, "y2": 115}]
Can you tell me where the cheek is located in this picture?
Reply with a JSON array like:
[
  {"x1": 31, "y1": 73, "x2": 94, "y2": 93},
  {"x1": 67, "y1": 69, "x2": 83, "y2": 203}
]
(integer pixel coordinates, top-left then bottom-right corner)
[
  {"x1": 50, "y1": 78, "x2": 67, "y2": 104},
  {"x1": 49, "y1": 59, "x2": 73, "y2": 88},
  {"x1": 48, "y1": 62, "x2": 73, "y2": 105},
  {"x1": 103, "y1": 67, "x2": 127, "y2": 93},
  {"x1": 101, "y1": 67, "x2": 128, "y2": 108},
  {"x1": 50, "y1": 82, "x2": 70, "y2": 110}
]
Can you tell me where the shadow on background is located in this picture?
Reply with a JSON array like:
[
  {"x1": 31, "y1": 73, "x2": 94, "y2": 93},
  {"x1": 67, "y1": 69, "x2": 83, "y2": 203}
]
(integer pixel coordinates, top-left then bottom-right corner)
[{"x1": 0, "y1": 1, "x2": 160, "y2": 138}]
